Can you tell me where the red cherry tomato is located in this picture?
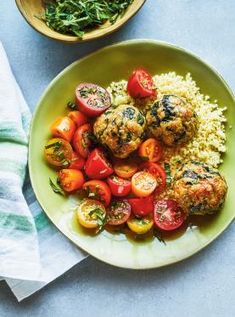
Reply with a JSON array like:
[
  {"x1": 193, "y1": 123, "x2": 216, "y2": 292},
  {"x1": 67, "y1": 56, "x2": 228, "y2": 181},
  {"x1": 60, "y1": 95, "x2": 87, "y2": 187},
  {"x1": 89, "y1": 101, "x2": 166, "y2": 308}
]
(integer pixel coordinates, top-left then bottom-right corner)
[
  {"x1": 154, "y1": 199, "x2": 186, "y2": 231},
  {"x1": 69, "y1": 151, "x2": 85, "y2": 170},
  {"x1": 107, "y1": 175, "x2": 131, "y2": 197},
  {"x1": 83, "y1": 180, "x2": 111, "y2": 206},
  {"x1": 72, "y1": 123, "x2": 92, "y2": 159},
  {"x1": 75, "y1": 83, "x2": 111, "y2": 117},
  {"x1": 127, "y1": 68, "x2": 156, "y2": 98},
  {"x1": 85, "y1": 148, "x2": 113, "y2": 180},
  {"x1": 140, "y1": 162, "x2": 166, "y2": 195},
  {"x1": 107, "y1": 200, "x2": 131, "y2": 225},
  {"x1": 68, "y1": 111, "x2": 88, "y2": 127},
  {"x1": 128, "y1": 195, "x2": 154, "y2": 217},
  {"x1": 138, "y1": 138, "x2": 163, "y2": 162}
]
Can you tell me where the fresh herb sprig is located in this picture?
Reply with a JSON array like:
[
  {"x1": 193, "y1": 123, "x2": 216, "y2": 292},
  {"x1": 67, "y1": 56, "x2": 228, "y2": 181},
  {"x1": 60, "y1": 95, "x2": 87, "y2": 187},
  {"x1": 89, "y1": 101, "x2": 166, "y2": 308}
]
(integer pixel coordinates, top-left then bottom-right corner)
[
  {"x1": 49, "y1": 178, "x2": 65, "y2": 196},
  {"x1": 43, "y1": 0, "x2": 134, "y2": 38}
]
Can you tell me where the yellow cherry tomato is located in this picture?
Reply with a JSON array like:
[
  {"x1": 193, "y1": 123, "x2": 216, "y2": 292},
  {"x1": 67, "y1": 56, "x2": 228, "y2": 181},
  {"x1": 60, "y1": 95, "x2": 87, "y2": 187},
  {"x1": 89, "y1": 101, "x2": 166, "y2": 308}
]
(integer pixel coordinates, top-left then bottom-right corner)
[
  {"x1": 44, "y1": 138, "x2": 73, "y2": 167},
  {"x1": 127, "y1": 214, "x2": 153, "y2": 234},
  {"x1": 77, "y1": 199, "x2": 106, "y2": 229},
  {"x1": 131, "y1": 171, "x2": 157, "y2": 197}
]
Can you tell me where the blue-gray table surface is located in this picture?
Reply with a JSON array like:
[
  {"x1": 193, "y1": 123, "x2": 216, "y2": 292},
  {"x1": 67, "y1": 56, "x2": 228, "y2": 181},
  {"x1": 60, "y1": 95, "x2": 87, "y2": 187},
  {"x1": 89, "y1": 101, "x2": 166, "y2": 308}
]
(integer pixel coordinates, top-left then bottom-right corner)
[{"x1": 0, "y1": 1, "x2": 234, "y2": 316}]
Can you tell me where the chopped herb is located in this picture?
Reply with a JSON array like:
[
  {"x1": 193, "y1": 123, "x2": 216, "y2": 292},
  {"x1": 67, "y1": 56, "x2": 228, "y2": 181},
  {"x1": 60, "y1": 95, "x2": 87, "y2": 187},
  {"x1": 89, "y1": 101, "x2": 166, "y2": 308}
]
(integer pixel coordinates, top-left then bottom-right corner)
[
  {"x1": 137, "y1": 113, "x2": 145, "y2": 125},
  {"x1": 49, "y1": 178, "x2": 65, "y2": 196},
  {"x1": 43, "y1": 0, "x2": 134, "y2": 38},
  {"x1": 140, "y1": 156, "x2": 149, "y2": 161},
  {"x1": 67, "y1": 101, "x2": 76, "y2": 110},
  {"x1": 164, "y1": 163, "x2": 172, "y2": 186},
  {"x1": 89, "y1": 207, "x2": 106, "y2": 233},
  {"x1": 153, "y1": 229, "x2": 166, "y2": 244},
  {"x1": 45, "y1": 141, "x2": 62, "y2": 150}
]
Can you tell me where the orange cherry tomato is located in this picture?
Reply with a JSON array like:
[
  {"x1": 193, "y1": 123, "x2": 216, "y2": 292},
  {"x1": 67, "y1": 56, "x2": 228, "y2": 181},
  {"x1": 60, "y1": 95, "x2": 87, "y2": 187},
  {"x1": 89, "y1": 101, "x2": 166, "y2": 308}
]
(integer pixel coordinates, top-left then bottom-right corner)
[
  {"x1": 44, "y1": 138, "x2": 73, "y2": 167},
  {"x1": 140, "y1": 162, "x2": 166, "y2": 195},
  {"x1": 68, "y1": 111, "x2": 88, "y2": 127},
  {"x1": 113, "y1": 159, "x2": 138, "y2": 179},
  {"x1": 50, "y1": 116, "x2": 76, "y2": 143},
  {"x1": 72, "y1": 123, "x2": 92, "y2": 158},
  {"x1": 77, "y1": 199, "x2": 106, "y2": 229},
  {"x1": 138, "y1": 138, "x2": 163, "y2": 162},
  {"x1": 58, "y1": 169, "x2": 85, "y2": 192},
  {"x1": 131, "y1": 171, "x2": 157, "y2": 197},
  {"x1": 83, "y1": 180, "x2": 111, "y2": 206},
  {"x1": 69, "y1": 151, "x2": 85, "y2": 170}
]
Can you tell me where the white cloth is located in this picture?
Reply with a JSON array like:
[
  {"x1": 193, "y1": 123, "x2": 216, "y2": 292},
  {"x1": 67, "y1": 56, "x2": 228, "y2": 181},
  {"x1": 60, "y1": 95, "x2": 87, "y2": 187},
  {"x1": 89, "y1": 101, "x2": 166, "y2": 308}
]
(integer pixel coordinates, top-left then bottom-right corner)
[{"x1": 0, "y1": 42, "x2": 88, "y2": 301}]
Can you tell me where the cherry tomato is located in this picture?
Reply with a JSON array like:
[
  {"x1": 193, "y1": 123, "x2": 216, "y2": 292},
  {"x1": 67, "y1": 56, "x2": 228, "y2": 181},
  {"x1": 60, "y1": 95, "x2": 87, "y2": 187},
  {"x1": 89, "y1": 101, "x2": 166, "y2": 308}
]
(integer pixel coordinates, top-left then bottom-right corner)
[
  {"x1": 107, "y1": 200, "x2": 131, "y2": 225},
  {"x1": 113, "y1": 159, "x2": 138, "y2": 179},
  {"x1": 154, "y1": 199, "x2": 186, "y2": 231},
  {"x1": 50, "y1": 116, "x2": 76, "y2": 143},
  {"x1": 77, "y1": 199, "x2": 106, "y2": 229},
  {"x1": 75, "y1": 83, "x2": 111, "y2": 117},
  {"x1": 68, "y1": 111, "x2": 88, "y2": 127},
  {"x1": 69, "y1": 151, "x2": 85, "y2": 170},
  {"x1": 138, "y1": 138, "x2": 163, "y2": 162},
  {"x1": 128, "y1": 195, "x2": 154, "y2": 217},
  {"x1": 107, "y1": 175, "x2": 131, "y2": 197},
  {"x1": 131, "y1": 171, "x2": 157, "y2": 197},
  {"x1": 85, "y1": 148, "x2": 113, "y2": 180},
  {"x1": 44, "y1": 138, "x2": 73, "y2": 167},
  {"x1": 58, "y1": 169, "x2": 84, "y2": 192},
  {"x1": 72, "y1": 123, "x2": 92, "y2": 158},
  {"x1": 83, "y1": 180, "x2": 111, "y2": 206},
  {"x1": 127, "y1": 214, "x2": 153, "y2": 234},
  {"x1": 127, "y1": 68, "x2": 156, "y2": 99},
  {"x1": 140, "y1": 162, "x2": 166, "y2": 195}
]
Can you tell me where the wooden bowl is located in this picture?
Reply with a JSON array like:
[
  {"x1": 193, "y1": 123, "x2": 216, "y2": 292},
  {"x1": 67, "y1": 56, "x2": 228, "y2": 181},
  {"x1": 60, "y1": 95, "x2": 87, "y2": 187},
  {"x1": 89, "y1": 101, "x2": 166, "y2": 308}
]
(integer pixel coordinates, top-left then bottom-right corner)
[{"x1": 15, "y1": 0, "x2": 146, "y2": 43}]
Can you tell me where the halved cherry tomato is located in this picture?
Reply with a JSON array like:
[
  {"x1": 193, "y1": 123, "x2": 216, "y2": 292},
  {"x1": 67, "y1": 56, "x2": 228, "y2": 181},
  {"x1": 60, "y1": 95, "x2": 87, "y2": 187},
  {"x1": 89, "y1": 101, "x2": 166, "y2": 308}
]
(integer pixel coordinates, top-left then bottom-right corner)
[
  {"x1": 128, "y1": 195, "x2": 154, "y2": 217},
  {"x1": 77, "y1": 199, "x2": 106, "y2": 229},
  {"x1": 69, "y1": 151, "x2": 85, "y2": 170},
  {"x1": 127, "y1": 68, "x2": 156, "y2": 99},
  {"x1": 83, "y1": 180, "x2": 111, "y2": 206},
  {"x1": 107, "y1": 200, "x2": 131, "y2": 225},
  {"x1": 131, "y1": 171, "x2": 157, "y2": 197},
  {"x1": 140, "y1": 162, "x2": 166, "y2": 195},
  {"x1": 68, "y1": 111, "x2": 88, "y2": 127},
  {"x1": 154, "y1": 199, "x2": 186, "y2": 231},
  {"x1": 75, "y1": 83, "x2": 111, "y2": 117},
  {"x1": 138, "y1": 138, "x2": 163, "y2": 162},
  {"x1": 113, "y1": 159, "x2": 138, "y2": 179},
  {"x1": 58, "y1": 169, "x2": 84, "y2": 192},
  {"x1": 85, "y1": 148, "x2": 113, "y2": 180},
  {"x1": 50, "y1": 116, "x2": 76, "y2": 143},
  {"x1": 127, "y1": 214, "x2": 153, "y2": 234},
  {"x1": 44, "y1": 138, "x2": 73, "y2": 167},
  {"x1": 72, "y1": 123, "x2": 92, "y2": 158},
  {"x1": 107, "y1": 175, "x2": 131, "y2": 197}
]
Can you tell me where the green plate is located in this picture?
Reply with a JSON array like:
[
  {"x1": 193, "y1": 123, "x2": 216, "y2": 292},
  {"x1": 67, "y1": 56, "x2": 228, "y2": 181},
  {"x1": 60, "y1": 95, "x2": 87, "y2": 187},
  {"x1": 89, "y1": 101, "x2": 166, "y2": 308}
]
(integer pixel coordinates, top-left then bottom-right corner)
[{"x1": 29, "y1": 40, "x2": 235, "y2": 269}]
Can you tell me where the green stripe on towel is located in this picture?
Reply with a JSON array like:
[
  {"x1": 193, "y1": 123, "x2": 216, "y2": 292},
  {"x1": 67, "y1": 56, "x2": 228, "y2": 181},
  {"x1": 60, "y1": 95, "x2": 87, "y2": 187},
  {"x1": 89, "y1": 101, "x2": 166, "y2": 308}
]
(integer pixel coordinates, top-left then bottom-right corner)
[{"x1": 0, "y1": 212, "x2": 34, "y2": 232}]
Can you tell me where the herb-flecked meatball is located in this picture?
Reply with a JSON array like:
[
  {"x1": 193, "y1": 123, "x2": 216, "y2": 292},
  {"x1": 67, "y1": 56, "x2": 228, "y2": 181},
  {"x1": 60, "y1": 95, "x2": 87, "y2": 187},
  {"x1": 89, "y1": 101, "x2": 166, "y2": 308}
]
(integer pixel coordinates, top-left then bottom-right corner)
[
  {"x1": 173, "y1": 161, "x2": 227, "y2": 215},
  {"x1": 146, "y1": 95, "x2": 197, "y2": 146},
  {"x1": 93, "y1": 105, "x2": 146, "y2": 158}
]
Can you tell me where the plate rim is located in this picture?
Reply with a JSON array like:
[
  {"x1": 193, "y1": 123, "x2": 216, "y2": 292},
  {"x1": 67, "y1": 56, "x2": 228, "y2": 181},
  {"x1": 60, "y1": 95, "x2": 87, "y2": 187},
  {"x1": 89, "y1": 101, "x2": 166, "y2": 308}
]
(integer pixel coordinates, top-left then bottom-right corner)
[{"x1": 29, "y1": 39, "x2": 235, "y2": 269}]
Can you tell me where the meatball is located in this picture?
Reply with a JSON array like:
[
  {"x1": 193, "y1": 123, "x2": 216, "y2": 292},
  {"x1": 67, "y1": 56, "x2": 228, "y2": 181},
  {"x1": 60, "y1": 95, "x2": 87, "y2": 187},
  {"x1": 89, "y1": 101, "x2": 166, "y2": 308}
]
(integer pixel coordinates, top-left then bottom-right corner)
[
  {"x1": 173, "y1": 161, "x2": 227, "y2": 215},
  {"x1": 93, "y1": 105, "x2": 146, "y2": 158},
  {"x1": 146, "y1": 94, "x2": 197, "y2": 146}
]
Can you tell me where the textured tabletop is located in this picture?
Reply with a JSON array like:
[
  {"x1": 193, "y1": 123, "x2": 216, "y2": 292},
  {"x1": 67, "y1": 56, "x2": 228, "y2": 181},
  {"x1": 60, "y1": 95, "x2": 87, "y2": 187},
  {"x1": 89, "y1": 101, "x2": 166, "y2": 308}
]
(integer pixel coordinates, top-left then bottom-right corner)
[{"x1": 0, "y1": 1, "x2": 234, "y2": 316}]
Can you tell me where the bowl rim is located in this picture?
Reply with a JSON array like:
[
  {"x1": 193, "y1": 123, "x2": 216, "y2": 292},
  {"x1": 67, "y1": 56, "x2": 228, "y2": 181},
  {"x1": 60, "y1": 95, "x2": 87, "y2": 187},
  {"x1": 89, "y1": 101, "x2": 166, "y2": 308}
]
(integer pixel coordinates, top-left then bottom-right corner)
[
  {"x1": 15, "y1": 0, "x2": 147, "y2": 43},
  {"x1": 29, "y1": 39, "x2": 235, "y2": 269}
]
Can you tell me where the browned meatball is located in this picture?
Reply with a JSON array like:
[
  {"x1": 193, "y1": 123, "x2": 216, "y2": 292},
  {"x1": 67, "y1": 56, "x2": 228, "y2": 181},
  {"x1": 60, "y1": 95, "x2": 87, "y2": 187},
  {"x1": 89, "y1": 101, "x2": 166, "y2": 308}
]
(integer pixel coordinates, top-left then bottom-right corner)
[
  {"x1": 93, "y1": 105, "x2": 146, "y2": 158},
  {"x1": 146, "y1": 95, "x2": 197, "y2": 146},
  {"x1": 173, "y1": 161, "x2": 227, "y2": 215}
]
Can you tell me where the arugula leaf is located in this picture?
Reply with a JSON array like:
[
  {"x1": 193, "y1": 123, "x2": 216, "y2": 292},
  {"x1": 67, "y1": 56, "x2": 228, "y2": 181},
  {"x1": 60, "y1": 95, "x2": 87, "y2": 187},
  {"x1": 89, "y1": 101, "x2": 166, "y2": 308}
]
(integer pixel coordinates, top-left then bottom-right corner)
[{"x1": 43, "y1": 0, "x2": 134, "y2": 38}]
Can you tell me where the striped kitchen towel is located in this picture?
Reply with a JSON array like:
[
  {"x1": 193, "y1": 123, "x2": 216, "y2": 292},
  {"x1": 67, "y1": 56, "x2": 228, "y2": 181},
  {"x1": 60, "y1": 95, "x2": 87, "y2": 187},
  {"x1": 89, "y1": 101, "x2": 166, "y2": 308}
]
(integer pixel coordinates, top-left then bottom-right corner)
[{"x1": 0, "y1": 42, "x2": 87, "y2": 301}]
